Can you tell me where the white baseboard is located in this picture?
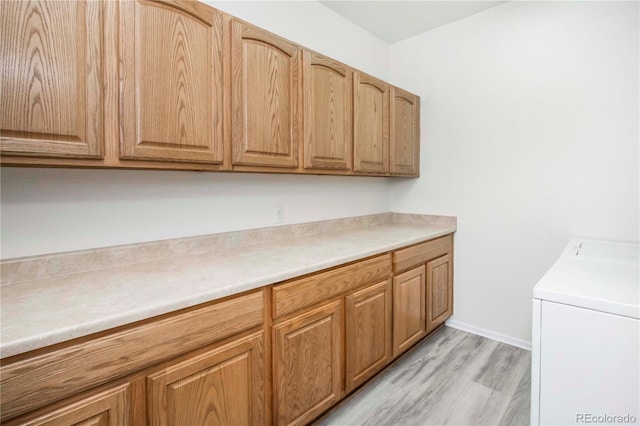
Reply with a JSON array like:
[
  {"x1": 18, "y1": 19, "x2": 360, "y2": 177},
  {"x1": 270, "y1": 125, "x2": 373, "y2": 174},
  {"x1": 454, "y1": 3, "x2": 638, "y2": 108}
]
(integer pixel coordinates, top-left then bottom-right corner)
[{"x1": 445, "y1": 318, "x2": 532, "y2": 351}]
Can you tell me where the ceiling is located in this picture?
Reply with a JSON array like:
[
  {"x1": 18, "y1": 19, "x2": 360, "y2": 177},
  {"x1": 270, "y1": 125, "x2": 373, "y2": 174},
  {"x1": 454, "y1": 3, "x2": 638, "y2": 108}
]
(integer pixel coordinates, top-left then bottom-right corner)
[{"x1": 319, "y1": 1, "x2": 507, "y2": 44}]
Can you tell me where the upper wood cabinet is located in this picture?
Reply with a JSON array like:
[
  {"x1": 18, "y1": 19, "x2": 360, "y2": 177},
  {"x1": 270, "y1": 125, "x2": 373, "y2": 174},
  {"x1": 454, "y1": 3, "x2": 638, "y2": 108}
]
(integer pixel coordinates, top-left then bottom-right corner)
[
  {"x1": 231, "y1": 20, "x2": 300, "y2": 169},
  {"x1": 119, "y1": 0, "x2": 225, "y2": 164},
  {"x1": 353, "y1": 72, "x2": 390, "y2": 175},
  {"x1": 302, "y1": 51, "x2": 352, "y2": 171},
  {"x1": 0, "y1": 0, "x2": 104, "y2": 159},
  {"x1": 390, "y1": 87, "x2": 420, "y2": 177},
  {"x1": 1, "y1": 0, "x2": 420, "y2": 177}
]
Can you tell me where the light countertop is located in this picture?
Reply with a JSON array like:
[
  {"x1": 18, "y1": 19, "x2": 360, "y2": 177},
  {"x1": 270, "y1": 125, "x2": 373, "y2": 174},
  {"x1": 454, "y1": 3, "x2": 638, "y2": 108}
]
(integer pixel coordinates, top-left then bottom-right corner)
[{"x1": 1, "y1": 215, "x2": 455, "y2": 358}]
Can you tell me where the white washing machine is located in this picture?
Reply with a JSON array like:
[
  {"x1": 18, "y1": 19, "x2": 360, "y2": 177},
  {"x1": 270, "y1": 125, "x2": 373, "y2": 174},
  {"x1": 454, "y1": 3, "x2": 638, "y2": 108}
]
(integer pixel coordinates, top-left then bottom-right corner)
[{"x1": 531, "y1": 239, "x2": 639, "y2": 426}]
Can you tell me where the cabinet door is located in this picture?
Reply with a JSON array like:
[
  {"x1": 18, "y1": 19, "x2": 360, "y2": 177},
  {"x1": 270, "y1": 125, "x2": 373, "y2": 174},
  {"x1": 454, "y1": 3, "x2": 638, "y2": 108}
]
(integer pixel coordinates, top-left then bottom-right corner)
[
  {"x1": 303, "y1": 51, "x2": 352, "y2": 171},
  {"x1": 392, "y1": 265, "x2": 426, "y2": 358},
  {"x1": 120, "y1": 0, "x2": 224, "y2": 164},
  {"x1": 147, "y1": 332, "x2": 265, "y2": 426},
  {"x1": 0, "y1": 0, "x2": 103, "y2": 159},
  {"x1": 426, "y1": 254, "x2": 453, "y2": 333},
  {"x1": 231, "y1": 20, "x2": 300, "y2": 168},
  {"x1": 390, "y1": 87, "x2": 420, "y2": 176},
  {"x1": 353, "y1": 72, "x2": 389, "y2": 175},
  {"x1": 14, "y1": 384, "x2": 129, "y2": 426},
  {"x1": 273, "y1": 300, "x2": 342, "y2": 426},
  {"x1": 345, "y1": 280, "x2": 392, "y2": 393}
]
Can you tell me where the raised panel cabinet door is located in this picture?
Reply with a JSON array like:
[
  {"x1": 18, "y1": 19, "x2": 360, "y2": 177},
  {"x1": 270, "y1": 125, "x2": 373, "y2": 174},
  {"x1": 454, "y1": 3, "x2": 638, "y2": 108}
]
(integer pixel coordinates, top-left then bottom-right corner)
[
  {"x1": 426, "y1": 254, "x2": 453, "y2": 333},
  {"x1": 390, "y1": 87, "x2": 420, "y2": 176},
  {"x1": 392, "y1": 265, "x2": 426, "y2": 358},
  {"x1": 147, "y1": 332, "x2": 265, "y2": 426},
  {"x1": 0, "y1": 0, "x2": 104, "y2": 159},
  {"x1": 302, "y1": 51, "x2": 352, "y2": 170},
  {"x1": 273, "y1": 300, "x2": 342, "y2": 426},
  {"x1": 345, "y1": 280, "x2": 392, "y2": 393},
  {"x1": 353, "y1": 72, "x2": 389, "y2": 175},
  {"x1": 231, "y1": 20, "x2": 300, "y2": 168},
  {"x1": 12, "y1": 384, "x2": 129, "y2": 426},
  {"x1": 120, "y1": 0, "x2": 224, "y2": 164}
]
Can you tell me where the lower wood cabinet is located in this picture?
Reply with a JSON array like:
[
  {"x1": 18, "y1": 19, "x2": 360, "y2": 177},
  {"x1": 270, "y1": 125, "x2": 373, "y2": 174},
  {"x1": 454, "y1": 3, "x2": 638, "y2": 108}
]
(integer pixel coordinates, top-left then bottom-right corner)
[
  {"x1": 271, "y1": 260, "x2": 395, "y2": 426},
  {"x1": 345, "y1": 280, "x2": 392, "y2": 393},
  {"x1": 147, "y1": 331, "x2": 265, "y2": 426},
  {"x1": 8, "y1": 385, "x2": 130, "y2": 426},
  {"x1": 1, "y1": 235, "x2": 453, "y2": 426},
  {"x1": 426, "y1": 254, "x2": 453, "y2": 333},
  {"x1": 0, "y1": 290, "x2": 265, "y2": 425},
  {"x1": 392, "y1": 266, "x2": 426, "y2": 358},
  {"x1": 273, "y1": 300, "x2": 342, "y2": 426}
]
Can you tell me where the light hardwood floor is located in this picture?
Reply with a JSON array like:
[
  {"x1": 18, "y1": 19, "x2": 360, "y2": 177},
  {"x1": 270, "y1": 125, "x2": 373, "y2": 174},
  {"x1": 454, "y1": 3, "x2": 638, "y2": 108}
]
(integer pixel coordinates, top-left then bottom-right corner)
[{"x1": 315, "y1": 326, "x2": 531, "y2": 426}]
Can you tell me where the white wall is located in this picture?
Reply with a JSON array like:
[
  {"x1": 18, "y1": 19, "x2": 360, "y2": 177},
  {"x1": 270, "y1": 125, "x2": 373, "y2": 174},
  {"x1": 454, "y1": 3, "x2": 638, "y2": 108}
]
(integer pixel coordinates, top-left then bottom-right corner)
[
  {"x1": 389, "y1": 1, "x2": 639, "y2": 344},
  {"x1": 0, "y1": 1, "x2": 390, "y2": 260}
]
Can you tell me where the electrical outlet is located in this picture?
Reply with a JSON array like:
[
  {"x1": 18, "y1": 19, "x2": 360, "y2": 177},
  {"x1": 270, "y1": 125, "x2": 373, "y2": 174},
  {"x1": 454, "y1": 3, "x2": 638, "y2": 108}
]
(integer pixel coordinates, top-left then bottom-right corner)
[{"x1": 275, "y1": 204, "x2": 285, "y2": 224}]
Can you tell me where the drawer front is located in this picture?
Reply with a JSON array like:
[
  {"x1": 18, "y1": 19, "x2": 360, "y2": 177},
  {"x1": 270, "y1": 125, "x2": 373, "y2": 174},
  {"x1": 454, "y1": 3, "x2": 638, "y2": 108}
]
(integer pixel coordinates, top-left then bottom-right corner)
[
  {"x1": 272, "y1": 254, "x2": 391, "y2": 319},
  {"x1": 0, "y1": 290, "x2": 264, "y2": 421},
  {"x1": 393, "y1": 235, "x2": 453, "y2": 273}
]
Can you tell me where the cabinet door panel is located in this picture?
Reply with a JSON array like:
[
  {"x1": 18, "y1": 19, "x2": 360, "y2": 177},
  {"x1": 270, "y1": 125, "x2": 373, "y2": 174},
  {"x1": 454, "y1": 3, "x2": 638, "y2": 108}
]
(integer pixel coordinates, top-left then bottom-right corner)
[
  {"x1": 353, "y1": 72, "x2": 389, "y2": 175},
  {"x1": 147, "y1": 332, "x2": 265, "y2": 426},
  {"x1": 232, "y1": 21, "x2": 299, "y2": 168},
  {"x1": 120, "y1": 0, "x2": 224, "y2": 163},
  {"x1": 426, "y1": 254, "x2": 453, "y2": 333},
  {"x1": 345, "y1": 280, "x2": 392, "y2": 393},
  {"x1": 15, "y1": 385, "x2": 129, "y2": 426},
  {"x1": 390, "y1": 87, "x2": 419, "y2": 176},
  {"x1": 273, "y1": 301, "x2": 342, "y2": 426},
  {"x1": 303, "y1": 51, "x2": 351, "y2": 170},
  {"x1": 393, "y1": 266, "x2": 426, "y2": 358},
  {"x1": 0, "y1": 0, "x2": 103, "y2": 158}
]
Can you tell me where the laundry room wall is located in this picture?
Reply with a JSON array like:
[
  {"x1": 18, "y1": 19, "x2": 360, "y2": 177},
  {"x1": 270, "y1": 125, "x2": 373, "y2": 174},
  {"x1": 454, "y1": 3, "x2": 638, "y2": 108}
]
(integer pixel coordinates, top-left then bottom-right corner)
[
  {"x1": 388, "y1": 1, "x2": 639, "y2": 346},
  {"x1": 0, "y1": 1, "x2": 391, "y2": 259}
]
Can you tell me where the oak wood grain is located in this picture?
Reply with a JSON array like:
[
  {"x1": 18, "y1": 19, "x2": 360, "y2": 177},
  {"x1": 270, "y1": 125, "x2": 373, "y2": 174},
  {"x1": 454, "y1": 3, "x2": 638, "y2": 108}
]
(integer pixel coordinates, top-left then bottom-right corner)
[
  {"x1": 0, "y1": 0, "x2": 104, "y2": 158},
  {"x1": 273, "y1": 300, "x2": 343, "y2": 426},
  {"x1": 390, "y1": 86, "x2": 420, "y2": 177},
  {"x1": 231, "y1": 19, "x2": 300, "y2": 168},
  {"x1": 392, "y1": 266, "x2": 426, "y2": 358},
  {"x1": 0, "y1": 290, "x2": 264, "y2": 420},
  {"x1": 302, "y1": 51, "x2": 352, "y2": 170},
  {"x1": 353, "y1": 71, "x2": 389, "y2": 175},
  {"x1": 147, "y1": 332, "x2": 265, "y2": 426},
  {"x1": 10, "y1": 384, "x2": 130, "y2": 426},
  {"x1": 272, "y1": 255, "x2": 391, "y2": 319},
  {"x1": 426, "y1": 254, "x2": 453, "y2": 333},
  {"x1": 393, "y1": 234, "x2": 453, "y2": 273},
  {"x1": 345, "y1": 280, "x2": 392, "y2": 393},
  {"x1": 119, "y1": 0, "x2": 224, "y2": 163}
]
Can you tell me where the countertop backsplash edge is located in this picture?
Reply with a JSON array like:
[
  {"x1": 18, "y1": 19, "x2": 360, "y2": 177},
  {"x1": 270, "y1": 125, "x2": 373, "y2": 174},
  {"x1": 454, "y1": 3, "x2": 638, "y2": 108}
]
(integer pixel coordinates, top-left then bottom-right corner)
[{"x1": 1, "y1": 213, "x2": 398, "y2": 285}]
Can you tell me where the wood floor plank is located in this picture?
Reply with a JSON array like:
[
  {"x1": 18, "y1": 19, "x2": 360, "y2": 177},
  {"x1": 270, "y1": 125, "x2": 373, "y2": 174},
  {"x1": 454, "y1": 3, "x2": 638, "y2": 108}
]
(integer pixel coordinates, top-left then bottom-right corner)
[
  {"x1": 432, "y1": 381, "x2": 509, "y2": 426},
  {"x1": 473, "y1": 342, "x2": 529, "y2": 394},
  {"x1": 316, "y1": 326, "x2": 531, "y2": 426},
  {"x1": 499, "y1": 361, "x2": 532, "y2": 426}
]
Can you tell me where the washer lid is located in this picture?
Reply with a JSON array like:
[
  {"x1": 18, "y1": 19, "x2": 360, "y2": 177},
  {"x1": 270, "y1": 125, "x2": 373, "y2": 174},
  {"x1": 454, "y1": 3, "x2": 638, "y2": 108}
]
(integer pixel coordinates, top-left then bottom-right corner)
[{"x1": 534, "y1": 239, "x2": 639, "y2": 319}]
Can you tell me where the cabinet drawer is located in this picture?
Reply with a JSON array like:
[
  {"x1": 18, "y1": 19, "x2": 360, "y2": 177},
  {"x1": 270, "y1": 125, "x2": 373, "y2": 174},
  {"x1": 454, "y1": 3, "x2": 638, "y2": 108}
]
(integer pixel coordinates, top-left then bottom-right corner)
[
  {"x1": 392, "y1": 235, "x2": 452, "y2": 273},
  {"x1": 272, "y1": 255, "x2": 391, "y2": 319},
  {"x1": 0, "y1": 290, "x2": 264, "y2": 421}
]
